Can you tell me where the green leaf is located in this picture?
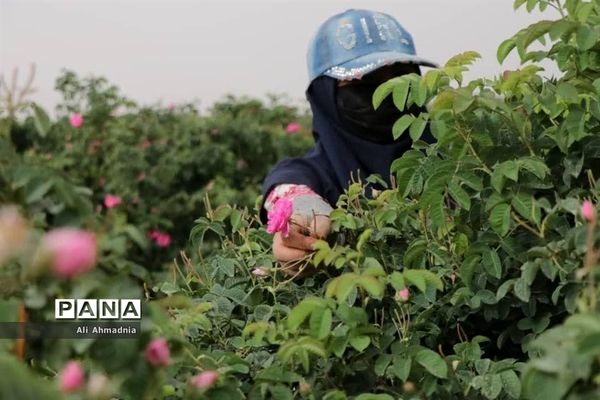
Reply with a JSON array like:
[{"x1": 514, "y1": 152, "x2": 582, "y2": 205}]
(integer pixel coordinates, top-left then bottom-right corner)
[
  {"x1": 411, "y1": 80, "x2": 428, "y2": 107},
  {"x1": 363, "y1": 258, "x2": 385, "y2": 277},
  {"x1": 460, "y1": 255, "x2": 480, "y2": 288},
  {"x1": 511, "y1": 193, "x2": 540, "y2": 225},
  {"x1": 123, "y1": 225, "x2": 149, "y2": 250},
  {"x1": 501, "y1": 370, "x2": 522, "y2": 399},
  {"x1": 576, "y1": 24, "x2": 599, "y2": 51},
  {"x1": 415, "y1": 349, "x2": 448, "y2": 378},
  {"x1": 388, "y1": 271, "x2": 405, "y2": 291},
  {"x1": 349, "y1": 336, "x2": 371, "y2": 352},
  {"x1": 357, "y1": 276, "x2": 385, "y2": 299},
  {"x1": 298, "y1": 336, "x2": 328, "y2": 358},
  {"x1": 514, "y1": 278, "x2": 531, "y2": 302},
  {"x1": 497, "y1": 38, "x2": 516, "y2": 63},
  {"x1": 331, "y1": 274, "x2": 359, "y2": 302},
  {"x1": 392, "y1": 79, "x2": 410, "y2": 111},
  {"x1": 390, "y1": 356, "x2": 412, "y2": 381},
  {"x1": 25, "y1": 180, "x2": 54, "y2": 203},
  {"x1": 309, "y1": 307, "x2": 332, "y2": 340},
  {"x1": 448, "y1": 181, "x2": 471, "y2": 210},
  {"x1": 409, "y1": 115, "x2": 427, "y2": 141},
  {"x1": 489, "y1": 203, "x2": 511, "y2": 236},
  {"x1": 355, "y1": 394, "x2": 394, "y2": 400},
  {"x1": 372, "y1": 80, "x2": 395, "y2": 109},
  {"x1": 556, "y1": 82, "x2": 578, "y2": 103},
  {"x1": 445, "y1": 51, "x2": 481, "y2": 67},
  {"x1": 288, "y1": 298, "x2": 323, "y2": 331},
  {"x1": 392, "y1": 114, "x2": 415, "y2": 139},
  {"x1": 31, "y1": 103, "x2": 51, "y2": 137},
  {"x1": 482, "y1": 374, "x2": 503, "y2": 399},
  {"x1": 404, "y1": 269, "x2": 426, "y2": 292},
  {"x1": 374, "y1": 354, "x2": 393, "y2": 376},
  {"x1": 483, "y1": 249, "x2": 502, "y2": 279},
  {"x1": 513, "y1": 0, "x2": 527, "y2": 10},
  {"x1": 452, "y1": 91, "x2": 474, "y2": 113}
]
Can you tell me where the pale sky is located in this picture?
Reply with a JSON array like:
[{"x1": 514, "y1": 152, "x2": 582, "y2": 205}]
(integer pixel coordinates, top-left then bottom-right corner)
[{"x1": 1, "y1": 0, "x2": 557, "y2": 114}]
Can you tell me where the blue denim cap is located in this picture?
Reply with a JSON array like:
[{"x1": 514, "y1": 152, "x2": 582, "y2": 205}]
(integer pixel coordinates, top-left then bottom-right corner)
[{"x1": 307, "y1": 9, "x2": 438, "y2": 84}]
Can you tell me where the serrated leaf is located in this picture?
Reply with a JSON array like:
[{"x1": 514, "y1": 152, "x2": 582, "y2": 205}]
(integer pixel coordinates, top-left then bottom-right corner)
[
  {"x1": 404, "y1": 269, "x2": 426, "y2": 292},
  {"x1": 409, "y1": 115, "x2": 427, "y2": 141},
  {"x1": 489, "y1": 203, "x2": 511, "y2": 236},
  {"x1": 288, "y1": 298, "x2": 323, "y2": 331},
  {"x1": 448, "y1": 181, "x2": 471, "y2": 210},
  {"x1": 26, "y1": 180, "x2": 54, "y2": 203},
  {"x1": 309, "y1": 307, "x2": 332, "y2": 340},
  {"x1": 392, "y1": 114, "x2": 415, "y2": 139},
  {"x1": 415, "y1": 349, "x2": 447, "y2": 378},
  {"x1": 497, "y1": 38, "x2": 516, "y2": 63},
  {"x1": 357, "y1": 276, "x2": 385, "y2": 299},
  {"x1": 392, "y1": 79, "x2": 410, "y2": 111},
  {"x1": 514, "y1": 278, "x2": 531, "y2": 302},
  {"x1": 511, "y1": 193, "x2": 540, "y2": 225},
  {"x1": 335, "y1": 274, "x2": 358, "y2": 303},
  {"x1": 483, "y1": 249, "x2": 502, "y2": 279},
  {"x1": 373, "y1": 80, "x2": 395, "y2": 109}
]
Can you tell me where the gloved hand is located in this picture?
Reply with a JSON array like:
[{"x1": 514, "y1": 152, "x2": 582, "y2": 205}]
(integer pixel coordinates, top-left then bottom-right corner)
[{"x1": 265, "y1": 187, "x2": 333, "y2": 278}]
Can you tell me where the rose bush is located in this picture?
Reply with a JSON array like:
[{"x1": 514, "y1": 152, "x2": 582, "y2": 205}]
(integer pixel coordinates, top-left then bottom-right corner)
[{"x1": 2, "y1": 0, "x2": 600, "y2": 399}]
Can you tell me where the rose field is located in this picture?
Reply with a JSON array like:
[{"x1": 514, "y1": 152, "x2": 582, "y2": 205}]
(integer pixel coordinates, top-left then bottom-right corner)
[{"x1": 3, "y1": 1, "x2": 600, "y2": 399}]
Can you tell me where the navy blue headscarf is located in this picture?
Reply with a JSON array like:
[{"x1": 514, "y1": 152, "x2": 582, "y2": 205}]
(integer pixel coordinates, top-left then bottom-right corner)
[{"x1": 261, "y1": 75, "x2": 429, "y2": 221}]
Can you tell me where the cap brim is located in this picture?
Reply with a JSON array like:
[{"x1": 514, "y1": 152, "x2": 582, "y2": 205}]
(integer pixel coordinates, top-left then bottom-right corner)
[{"x1": 323, "y1": 51, "x2": 438, "y2": 80}]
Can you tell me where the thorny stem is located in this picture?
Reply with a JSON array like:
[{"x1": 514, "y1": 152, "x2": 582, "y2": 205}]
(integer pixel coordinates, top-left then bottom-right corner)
[
  {"x1": 511, "y1": 211, "x2": 543, "y2": 238},
  {"x1": 456, "y1": 122, "x2": 492, "y2": 175},
  {"x1": 584, "y1": 216, "x2": 599, "y2": 312}
]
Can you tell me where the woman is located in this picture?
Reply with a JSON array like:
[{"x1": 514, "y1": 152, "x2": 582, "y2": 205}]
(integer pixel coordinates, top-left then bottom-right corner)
[{"x1": 262, "y1": 9, "x2": 437, "y2": 274}]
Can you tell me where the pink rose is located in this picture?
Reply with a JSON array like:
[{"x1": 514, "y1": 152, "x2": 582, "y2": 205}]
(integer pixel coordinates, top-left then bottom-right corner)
[
  {"x1": 266, "y1": 198, "x2": 293, "y2": 237},
  {"x1": 582, "y1": 200, "x2": 596, "y2": 222},
  {"x1": 69, "y1": 113, "x2": 83, "y2": 128},
  {"x1": 191, "y1": 371, "x2": 219, "y2": 390},
  {"x1": 42, "y1": 228, "x2": 97, "y2": 279},
  {"x1": 167, "y1": 102, "x2": 176, "y2": 110},
  {"x1": 59, "y1": 360, "x2": 85, "y2": 393},
  {"x1": 395, "y1": 288, "x2": 409, "y2": 302},
  {"x1": 155, "y1": 233, "x2": 171, "y2": 248},
  {"x1": 285, "y1": 122, "x2": 300, "y2": 134},
  {"x1": 148, "y1": 230, "x2": 171, "y2": 247},
  {"x1": 145, "y1": 338, "x2": 171, "y2": 367},
  {"x1": 104, "y1": 195, "x2": 122, "y2": 209}
]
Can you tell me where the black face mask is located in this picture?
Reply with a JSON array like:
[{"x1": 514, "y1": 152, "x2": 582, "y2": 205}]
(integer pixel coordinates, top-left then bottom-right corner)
[{"x1": 335, "y1": 65, "x2": 424, "y2": 144}]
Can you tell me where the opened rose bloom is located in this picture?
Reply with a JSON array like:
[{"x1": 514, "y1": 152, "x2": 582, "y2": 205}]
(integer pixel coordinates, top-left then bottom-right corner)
[
  {"x1": 69, "y1": 113, "x2": 84, "y2": 128},
  {"x1": 148, "y1": 229, "x2": 171, "y2": 247},
  {"x1": 267, "y1": 198, "x2": 293, "y2": 237},
  {"x1": 59, "y1": 360, "x2": 85, "y2": 392},
  {"x1": 155, "y1": 232, "x2": 171, "y2": 248},
  {"x1": 145, "y1": 338, "x2": 171, "y2": 367},
  {"x1": 191, "y1": 371, "x2": 219, "y2": 390},
  {"x1": 42, "y1": 228, "x2": 97, "y2": 279},
  {"x1": 104, "y1": 194, "x2": 122, "y2": 209},
  {"x1": 285, "y1": 122, "x2": 301, "y2": 134}
]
